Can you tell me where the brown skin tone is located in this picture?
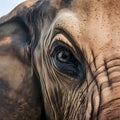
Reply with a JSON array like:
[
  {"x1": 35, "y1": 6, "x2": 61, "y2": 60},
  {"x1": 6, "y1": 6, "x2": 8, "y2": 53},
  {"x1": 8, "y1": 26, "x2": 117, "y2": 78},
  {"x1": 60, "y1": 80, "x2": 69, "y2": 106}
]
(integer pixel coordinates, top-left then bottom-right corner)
[
  {"x1": 0, "y1": 2, "x2": 43, "y2": 119},
  {"x1": 0, "y1": 0, "x2": 120, "y2": 119},
  {"x1": 33, "y1": 0, "x2": 120, "y2": 119}
]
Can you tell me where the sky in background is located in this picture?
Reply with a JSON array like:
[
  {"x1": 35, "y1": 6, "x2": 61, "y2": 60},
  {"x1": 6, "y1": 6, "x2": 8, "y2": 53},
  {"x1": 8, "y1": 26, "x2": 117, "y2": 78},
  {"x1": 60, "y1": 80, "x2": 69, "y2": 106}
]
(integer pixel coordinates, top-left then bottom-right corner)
[{"x1": 0, "y1": 0, "x2": 25, "y2": 17}]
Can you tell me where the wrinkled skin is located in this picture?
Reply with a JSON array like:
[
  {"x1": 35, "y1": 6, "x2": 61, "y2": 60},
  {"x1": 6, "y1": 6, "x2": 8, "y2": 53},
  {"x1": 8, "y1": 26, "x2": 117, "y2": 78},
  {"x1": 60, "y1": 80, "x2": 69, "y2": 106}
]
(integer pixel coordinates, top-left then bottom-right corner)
[{"x1": 0, "y1": 0, "x2": 120, "y2": 120}]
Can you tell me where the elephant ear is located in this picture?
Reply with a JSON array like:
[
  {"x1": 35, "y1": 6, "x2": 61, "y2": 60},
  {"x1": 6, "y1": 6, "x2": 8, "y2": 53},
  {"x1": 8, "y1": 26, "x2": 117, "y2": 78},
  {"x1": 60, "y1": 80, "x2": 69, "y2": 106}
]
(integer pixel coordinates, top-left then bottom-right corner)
[
  {"x1": 0, "y1": 14, "x2": 31, "y2": 65},
  {"x1": 0, "y1": 0, "x2": 37, "y2": 24},
  {"x1": 0, "y1": 0, "x2": 35, "y2": 73},
  {"x1": 0, "y1": 1, "x2": 46, "y2": 119}
]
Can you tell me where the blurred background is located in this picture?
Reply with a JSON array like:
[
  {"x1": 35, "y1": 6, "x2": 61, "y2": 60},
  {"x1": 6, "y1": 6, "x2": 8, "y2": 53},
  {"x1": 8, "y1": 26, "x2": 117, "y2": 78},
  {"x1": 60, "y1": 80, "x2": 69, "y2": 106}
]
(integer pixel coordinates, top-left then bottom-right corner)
[{"x1": 0, "y1": 0, "x2": 25, "y2": 17}]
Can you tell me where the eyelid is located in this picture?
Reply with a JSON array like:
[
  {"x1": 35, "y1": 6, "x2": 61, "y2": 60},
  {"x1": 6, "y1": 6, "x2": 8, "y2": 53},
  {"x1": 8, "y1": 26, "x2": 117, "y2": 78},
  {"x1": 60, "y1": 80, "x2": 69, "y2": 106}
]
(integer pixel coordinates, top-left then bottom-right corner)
[
  {"x1": 50, "y1": 31, "x2": 82, "y2": 61},
  {"x1": 50, "y1": 40, "x2": 74, "y2": 58},
  {"x1": 52, "y1": 34, "x2": 74, "y2": 50}
]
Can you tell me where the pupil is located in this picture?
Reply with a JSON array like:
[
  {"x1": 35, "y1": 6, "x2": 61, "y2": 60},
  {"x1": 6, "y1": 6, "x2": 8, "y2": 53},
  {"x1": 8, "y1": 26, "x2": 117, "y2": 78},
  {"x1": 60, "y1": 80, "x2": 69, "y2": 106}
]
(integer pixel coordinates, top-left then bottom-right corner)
[{"x1": 58, "y1": 50, "x2": 70, "y2": 62}]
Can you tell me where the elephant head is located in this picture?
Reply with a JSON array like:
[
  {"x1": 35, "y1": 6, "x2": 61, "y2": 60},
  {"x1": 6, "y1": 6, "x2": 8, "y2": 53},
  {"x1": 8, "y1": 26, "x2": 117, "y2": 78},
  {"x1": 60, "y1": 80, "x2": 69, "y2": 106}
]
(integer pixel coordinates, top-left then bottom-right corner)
[
  {"x1": 0, "y1": 0, "x2": 120, "y2": 119},
  {"x1": 32, "y1": 0, "x2": 120, "y2": 119}
]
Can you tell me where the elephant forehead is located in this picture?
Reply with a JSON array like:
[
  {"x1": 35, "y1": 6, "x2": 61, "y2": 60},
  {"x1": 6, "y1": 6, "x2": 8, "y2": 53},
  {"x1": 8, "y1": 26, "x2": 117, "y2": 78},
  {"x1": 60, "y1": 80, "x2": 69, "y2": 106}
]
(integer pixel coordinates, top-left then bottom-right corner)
[{"x1": 52, "y1": 0, "x2": 120, "y2": 59}]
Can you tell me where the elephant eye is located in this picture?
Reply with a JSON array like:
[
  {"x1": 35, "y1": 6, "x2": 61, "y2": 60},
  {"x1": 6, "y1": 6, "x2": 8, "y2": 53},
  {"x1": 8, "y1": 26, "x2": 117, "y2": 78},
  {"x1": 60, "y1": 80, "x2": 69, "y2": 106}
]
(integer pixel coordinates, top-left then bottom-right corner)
[
  {"x1": 51, "y1": 41, "x2": 86, "y2": 80},
  {"x1": 57, "y1": 49, "x2": 74, "y2": 63}
]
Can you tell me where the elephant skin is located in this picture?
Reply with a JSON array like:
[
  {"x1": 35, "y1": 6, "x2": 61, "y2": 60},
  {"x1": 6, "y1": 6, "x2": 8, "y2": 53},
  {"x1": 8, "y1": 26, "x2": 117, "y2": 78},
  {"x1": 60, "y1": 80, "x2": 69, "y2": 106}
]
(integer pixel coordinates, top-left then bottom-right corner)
[{"x1": 0, "y1": 0, "x2": 120, "y2": 119}]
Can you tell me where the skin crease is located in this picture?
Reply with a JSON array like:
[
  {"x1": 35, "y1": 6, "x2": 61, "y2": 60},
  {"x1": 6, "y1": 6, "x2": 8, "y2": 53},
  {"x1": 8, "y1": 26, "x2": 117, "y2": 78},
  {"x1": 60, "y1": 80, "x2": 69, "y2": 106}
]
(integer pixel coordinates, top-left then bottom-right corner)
[
  {"x1": 33, "y1": 0, "x2": 120, "y2": 119},
  {"x1": 0, "y1": 0, "x2": 120, "y2": 120}
]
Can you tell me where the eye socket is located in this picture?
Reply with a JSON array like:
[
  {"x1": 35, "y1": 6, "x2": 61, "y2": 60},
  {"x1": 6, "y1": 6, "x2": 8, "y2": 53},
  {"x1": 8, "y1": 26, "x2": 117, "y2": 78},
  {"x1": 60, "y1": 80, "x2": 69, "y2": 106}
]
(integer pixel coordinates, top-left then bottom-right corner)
[{"x1": 51, "y1": 41, "x2": 86, "y2": 80}]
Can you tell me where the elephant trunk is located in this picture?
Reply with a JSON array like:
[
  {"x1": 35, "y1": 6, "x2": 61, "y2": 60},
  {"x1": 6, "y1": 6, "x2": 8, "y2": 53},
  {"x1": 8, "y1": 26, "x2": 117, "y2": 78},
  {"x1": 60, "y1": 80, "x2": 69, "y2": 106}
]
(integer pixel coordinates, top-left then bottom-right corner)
[{"x1": 97, "y1": 58, "x2": 120, "y2": 119}]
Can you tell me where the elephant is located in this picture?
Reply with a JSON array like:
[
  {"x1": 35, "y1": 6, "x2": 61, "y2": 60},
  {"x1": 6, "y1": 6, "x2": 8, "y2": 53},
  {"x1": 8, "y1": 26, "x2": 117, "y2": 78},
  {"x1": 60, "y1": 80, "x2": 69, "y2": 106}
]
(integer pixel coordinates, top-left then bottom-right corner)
[{"x1": 0, "y1": 0, "x2": 120, "y2": 119}]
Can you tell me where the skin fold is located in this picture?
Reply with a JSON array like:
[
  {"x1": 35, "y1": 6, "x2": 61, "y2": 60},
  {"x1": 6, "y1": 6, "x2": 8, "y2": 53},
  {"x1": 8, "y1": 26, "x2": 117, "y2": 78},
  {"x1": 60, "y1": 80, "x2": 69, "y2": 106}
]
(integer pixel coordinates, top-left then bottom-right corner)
[{"x1": 0, "y1": 0, "x2": 120, "y2": 119}]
